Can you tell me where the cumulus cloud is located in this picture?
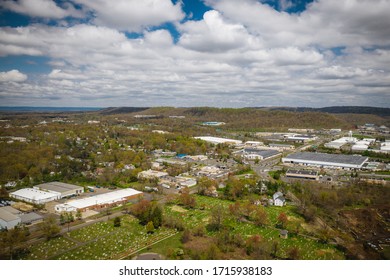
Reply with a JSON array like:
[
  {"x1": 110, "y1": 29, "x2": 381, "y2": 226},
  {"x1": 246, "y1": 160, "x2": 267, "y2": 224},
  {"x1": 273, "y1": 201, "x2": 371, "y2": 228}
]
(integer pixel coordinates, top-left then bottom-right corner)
[
  {"x1": 205, "y1": 0, "x2": 390, "y2": 48},
  {"x1": 74, "y1": 0, "x2": 184, "y2": 32},
  {"x1": 0, "y1": 0, "x2": 84, "y2": 19},
  {"x1": 0, "y1": 70, "x2": 27, "y2": 82},
  {"x1": 0, "y1": 0, "x2": 389, "y2": 107},
  {"x1": 178, "y1": 10, "x2": 260, "y2": 52}
]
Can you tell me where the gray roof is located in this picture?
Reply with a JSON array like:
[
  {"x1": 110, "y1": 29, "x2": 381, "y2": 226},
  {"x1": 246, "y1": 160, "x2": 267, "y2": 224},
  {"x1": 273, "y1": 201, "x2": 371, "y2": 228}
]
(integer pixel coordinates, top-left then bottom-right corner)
[
  {"x1": 0, "y1": 208, "x2": 20, "y2": 222},
  {"x1": 244, "y1": 149, "x2": 281, "y2": 158},
  {"x1": 20, "y1": 212, "x2": 43, "y2": 224},
  {"x1": 286, "y1": 169, "x2": 318, "y2": 176},
  {"x1": 284, "y1": 152, "x2": 368, "y2": 166},
  {"x1": 35, "y1": 182, "x2": 83, "y2": 193},
  {"x1": 1, "y1": 206, "x2": 21, "y2": 215}
]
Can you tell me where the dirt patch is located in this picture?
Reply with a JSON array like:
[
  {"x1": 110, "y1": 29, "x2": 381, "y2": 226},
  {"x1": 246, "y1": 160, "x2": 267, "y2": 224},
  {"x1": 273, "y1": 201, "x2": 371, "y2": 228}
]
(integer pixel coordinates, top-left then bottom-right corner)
[
  {"x1": 171, "y1": 205, "x2": 188, "y2": 213},
  {"x1": 12, "y1": 202, "x2": 34, "y2": 212}
]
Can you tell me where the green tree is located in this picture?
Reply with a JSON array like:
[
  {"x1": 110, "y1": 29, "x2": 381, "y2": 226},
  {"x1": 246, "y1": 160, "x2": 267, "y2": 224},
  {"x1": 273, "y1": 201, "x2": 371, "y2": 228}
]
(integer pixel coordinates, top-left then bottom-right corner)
[
  {"x1": 277, "y1": 212, "x2": 288, "y2": 229},
  {"x1": 253, "y1": 207, "x2": 269, "y2": 227},
  {"x1": 0, "y1": 226, "x2": 29, "y2": 259},
  {"x1": 40, "y1": 215, "x2": 61, "y2": 240},
  {"x1": 146, "y1": 221, "x2": 154, "y2": 234},
  {"x1": 114, "y1": 217, "x2": 121, "y2": 227},
  {"x1": 76, "y1": 210, "x2": 82, "y2": 220}
]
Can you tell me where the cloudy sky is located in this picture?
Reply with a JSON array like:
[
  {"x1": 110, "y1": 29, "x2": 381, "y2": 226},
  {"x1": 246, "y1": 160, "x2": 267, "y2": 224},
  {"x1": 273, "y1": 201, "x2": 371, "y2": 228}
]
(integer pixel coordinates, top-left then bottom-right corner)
[{"x1": 0, "y1": 0, "x2": 389, "y2": 108}]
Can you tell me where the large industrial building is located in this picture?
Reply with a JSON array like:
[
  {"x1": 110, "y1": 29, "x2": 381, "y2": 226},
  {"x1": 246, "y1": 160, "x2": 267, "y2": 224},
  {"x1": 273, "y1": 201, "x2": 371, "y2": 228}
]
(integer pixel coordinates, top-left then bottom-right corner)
[
  {"x1": 194, "y1": 136, "x2": 242, "y2": 145},
  {"x1": 55, "y1": 188, "x2": 143, "y2": 213},
  {"x1": 9, "y1": 182, "x2": 84, "y2": 205},
  {"x1": 10, "y1": 188, "x2": 60, "y2": 204},
  {"x1": 33, "y1": 182, "x2": 84, "y2": 198},
  {"x1": 282, "y1": 152, "x2": 369, "y2": 169}
]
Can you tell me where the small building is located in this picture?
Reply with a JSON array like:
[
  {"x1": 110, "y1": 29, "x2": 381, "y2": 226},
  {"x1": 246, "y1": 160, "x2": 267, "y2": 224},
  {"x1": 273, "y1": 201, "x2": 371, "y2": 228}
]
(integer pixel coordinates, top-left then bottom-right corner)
[
  {"x1": 269, "y1": 143, "x2": 295, "y2": 151},
  {"x1": 0, "y1": 207, "x2": 21, "y2": 230},
  {"x1": 279, "y1": 229, "x2": 288, "y2": 239},
  {"x1": 20, "y1": 212, "x2": 43, "y2": 225},
  {"x1": 137, "y1": 170, "x2": 169, "y2": 180},
  {"x1": 286, "y1": 169, "x2": 319, "y2": 180},
  {"x1": 285, "y1": 134, "x2": 317, "y2": 143},
  {"x1": 242, "y1": 149, "x2": 281, "y2": 161},
  {"x1": 273, "y1": 192, "x2": 285, "y2": 207}
]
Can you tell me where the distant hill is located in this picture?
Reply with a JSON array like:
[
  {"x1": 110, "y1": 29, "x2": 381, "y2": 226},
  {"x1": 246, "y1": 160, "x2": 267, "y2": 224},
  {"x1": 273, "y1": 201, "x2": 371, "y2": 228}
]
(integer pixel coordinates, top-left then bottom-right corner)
[
  {"x1": 98, "y1": 107, "x2": 150, "y2": 115},
  {"x1": 258, "y1": 106, "x2": 390, "y2": 117},
  {"x1": 95, "y1": 106, "x2": 390, "y2": 129}
]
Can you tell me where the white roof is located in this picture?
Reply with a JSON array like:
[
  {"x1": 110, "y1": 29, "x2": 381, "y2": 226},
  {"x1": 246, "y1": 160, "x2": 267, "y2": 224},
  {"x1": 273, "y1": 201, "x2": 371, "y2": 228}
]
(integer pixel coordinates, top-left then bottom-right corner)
[
  {"x1": 195, "y1": 136, "x2": 242, "y2": 145},
  {"x1": 57, "y1": 188, "x2": 142, "y2": 210},
  {"x1": 10, "y1": 188, "x2": 59, "y2": 201}
]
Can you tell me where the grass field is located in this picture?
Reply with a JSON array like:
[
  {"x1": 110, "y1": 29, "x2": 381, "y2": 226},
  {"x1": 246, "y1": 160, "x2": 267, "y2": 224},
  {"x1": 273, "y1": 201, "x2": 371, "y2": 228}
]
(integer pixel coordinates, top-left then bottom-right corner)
[
  {"x1": 165, "y1": 195, "x2": 344, "y2": 260},
  {"x1": 23, "y1": 195, "x2": 344, "y2": 260}
]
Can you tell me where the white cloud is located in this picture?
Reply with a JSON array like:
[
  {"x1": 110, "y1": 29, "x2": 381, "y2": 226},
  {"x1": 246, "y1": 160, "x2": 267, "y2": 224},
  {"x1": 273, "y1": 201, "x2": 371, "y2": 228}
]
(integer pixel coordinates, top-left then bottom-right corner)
[
  {"x1": 74, "y1": 0, "x2": 184, "y2": 32},
  {"x1": 0, "y1": 0, "x2": 84, "y2": 19},
  {"x1": 0, "y1": 70, "x2": 27, "y2": 82},
  {"x1": 205, "y1": 0, "x2": 390, "y2": 48},
  {"x1": 178, "y1": 10, "x2": 260, "y2": 52},
  {"x1": 0, "y1": 0, "x2": 389, "y2": 107}
]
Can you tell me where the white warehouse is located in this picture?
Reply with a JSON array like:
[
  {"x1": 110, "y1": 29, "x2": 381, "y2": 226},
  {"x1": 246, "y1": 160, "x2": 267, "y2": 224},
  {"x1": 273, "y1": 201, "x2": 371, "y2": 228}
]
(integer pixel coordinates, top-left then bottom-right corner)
[
  {"x1": 10, "y1": 188, "x2": 60, "y2": 204},
  {"x1": 282, "y1": 152, "x2": 369, "y2": 169}
]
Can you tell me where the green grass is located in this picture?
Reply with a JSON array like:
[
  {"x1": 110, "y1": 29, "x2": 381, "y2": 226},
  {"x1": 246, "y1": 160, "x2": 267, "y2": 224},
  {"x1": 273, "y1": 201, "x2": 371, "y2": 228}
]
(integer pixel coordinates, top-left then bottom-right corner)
[
  {"x1": 22, "y1": 237, "x2": 77, "y2": 260},
  {"x1": 22, "y1": 195, "x2": 344, "y2": 260},
  {"x1": 166, "y1": 195, "x2": 344, "y2": 260},
  {"x1": 22, "y1": 215, "x2": 177, "y2": 260}
]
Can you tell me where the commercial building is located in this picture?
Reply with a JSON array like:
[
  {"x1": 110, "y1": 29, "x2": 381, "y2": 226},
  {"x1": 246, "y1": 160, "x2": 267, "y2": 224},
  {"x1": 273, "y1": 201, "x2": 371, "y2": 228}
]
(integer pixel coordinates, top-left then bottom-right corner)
[
  {"x1": 269, "y1": 143, "x2": 295, "y2": 151},
  {"x1": 286, "y1": 169, "x2": 319, "y2": 180},
  {"x1": 194, "y1": 136, "x2": 242, "y2": 145},
  {"x1": 242, "y1": 149, "x2": 281, "y2": 161},
  {"x1": 0, "y1": 207, "x2": 21, "y2": 229},
  {"x1": 196, "y1": 165, "x2": 230, "y2": 179},
  {"x1": 55, "y1": 188, "x2": 143, "y2": 213},
  {"x1": 10, "y1": 188, "x2": 60, "y2": 204},
  {"x1": 33, "y1": 182, "x2": 84, "y2": 198},
  {"x1": 138, "y1": 170, "x2": 169, "y2": 180},
  {"x1": 285, "y1": 134, "x2": 317, "y2": 143},
  {"x1": 282, "y1": 152, "x2": 369, "y2": 169}
]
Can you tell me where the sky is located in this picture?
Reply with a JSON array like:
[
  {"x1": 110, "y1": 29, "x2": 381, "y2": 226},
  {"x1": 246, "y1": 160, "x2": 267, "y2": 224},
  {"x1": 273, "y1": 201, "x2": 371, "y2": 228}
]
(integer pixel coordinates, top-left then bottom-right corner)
[{"x1": 0, "y1": 0, "x2": 389, "y2": 108}]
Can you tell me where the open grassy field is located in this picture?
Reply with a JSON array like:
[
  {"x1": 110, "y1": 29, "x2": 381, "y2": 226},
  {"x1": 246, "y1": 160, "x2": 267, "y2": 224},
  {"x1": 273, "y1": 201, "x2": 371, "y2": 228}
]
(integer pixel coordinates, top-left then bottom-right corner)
[
  {"x1": 23, "y1": 215, "x2": 177, "y2": 260},
  {"x1": 165, "y1": 195, "x2": 344, "y2": 260},
  {"x1": 22, "y1": 195, "x2": 344, "y2": 260}
]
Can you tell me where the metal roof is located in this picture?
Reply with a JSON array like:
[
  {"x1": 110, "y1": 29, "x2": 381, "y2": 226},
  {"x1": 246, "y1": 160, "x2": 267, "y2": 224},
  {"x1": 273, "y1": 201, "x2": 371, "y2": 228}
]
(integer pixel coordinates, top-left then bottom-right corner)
[
  {"x1": 284, "y1": 152, "x2": 368, "y2": 166},
  {"x1": 58, "y1": 188, "x2": 143, "y2": 210},
  {"x1": 34, "y1": 182, "x2": 83, "y2": 194},
  {"x1": 0, "y1": 207, "x2": 20, "y2": 222},
  {"x1": 244, "y1": 149, "x2": 281, "y2": 158},
  {"x1": 286, "y1": 169, "x2": 318, "y2": 176}
]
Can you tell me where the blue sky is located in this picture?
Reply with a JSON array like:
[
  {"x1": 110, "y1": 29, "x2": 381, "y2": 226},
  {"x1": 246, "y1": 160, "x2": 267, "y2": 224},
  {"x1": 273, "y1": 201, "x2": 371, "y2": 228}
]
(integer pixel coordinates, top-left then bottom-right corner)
[{"x1": 0, "y1": 0, "x2": 389, "y2": 108}]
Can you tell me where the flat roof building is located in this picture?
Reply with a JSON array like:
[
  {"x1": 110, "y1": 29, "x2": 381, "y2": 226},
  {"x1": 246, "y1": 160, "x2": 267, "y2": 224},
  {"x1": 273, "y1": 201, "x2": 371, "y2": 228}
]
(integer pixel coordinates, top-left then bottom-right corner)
[
  {"x1": 0, "y1": 207, "x2": 21, "y2": 230},
  {"x1": 138, "y1": 170, "x2": 169, "y2": 180},
  {"x1": 33, "y1": 182, "x2": 84, "y2": 198},
  {"x1": 243, "y1": 149, "x2": 281, "y2": 160},
  {"x1": 194, "y1": 136, "x2": 242, "y2": 145},
  {"x1": 286, "y1": 169, "x2": 319, "y2": 180},
  {"x1": 10, "y1": 188, "x2": 60, "y2": 204},
  {"x1": 282, "y1": 152, "x2": 368, "y2": 169},
  {"x1": 55, "y1": 188, "x2": 143, "y2": 213}
]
